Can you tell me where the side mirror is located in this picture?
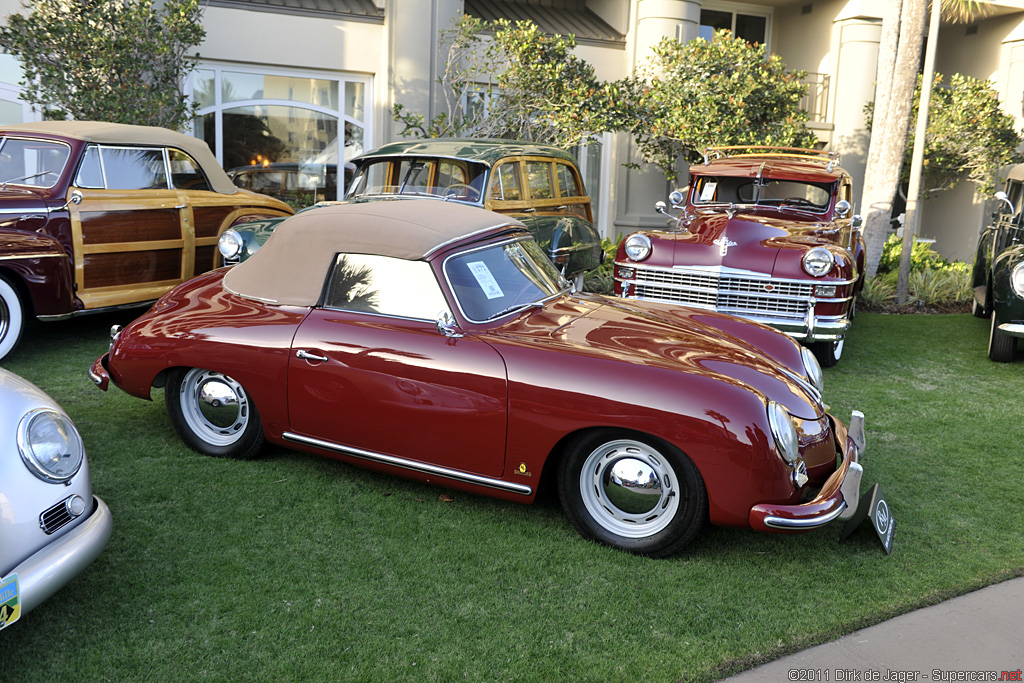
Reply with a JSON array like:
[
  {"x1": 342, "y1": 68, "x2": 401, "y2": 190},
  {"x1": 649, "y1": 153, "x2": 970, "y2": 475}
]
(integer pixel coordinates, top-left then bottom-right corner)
[
  {"x1": 834, "y1": 199, "x2": 851, "y2": 219},
  {"x1": 54, "y1": 189, "x2": 83, "y2": 213},
  {"x1": 995, "y1": 191, "x2": 1014, "y2": 214},
  {"x1": 669, "y1": 187, "x2": 687, "y2": 207},
  {"x1": 436, "y1": 310, "x2": 463, "y2": 339},
  {"x1": 654, "y1": 200, "x2": 669, "y2": 216},
  {"x1": 852, "y1": 214, "x2": 863, "y2": 229}
]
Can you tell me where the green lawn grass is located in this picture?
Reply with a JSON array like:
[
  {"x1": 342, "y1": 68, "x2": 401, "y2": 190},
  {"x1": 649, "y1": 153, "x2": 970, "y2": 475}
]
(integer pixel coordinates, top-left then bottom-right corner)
[{"x1": 2, "y1": 311, "x2": 1022, "y2": 682}]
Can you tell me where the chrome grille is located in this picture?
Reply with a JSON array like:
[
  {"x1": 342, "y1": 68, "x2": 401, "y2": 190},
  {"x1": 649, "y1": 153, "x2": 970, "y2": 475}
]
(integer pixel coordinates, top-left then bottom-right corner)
[
  {"x1": 632, "y1": 268, "x2": 812, "y2": 320},
  {"x1": 39, "y1": 497, "x2": 77, "y2": 535}
]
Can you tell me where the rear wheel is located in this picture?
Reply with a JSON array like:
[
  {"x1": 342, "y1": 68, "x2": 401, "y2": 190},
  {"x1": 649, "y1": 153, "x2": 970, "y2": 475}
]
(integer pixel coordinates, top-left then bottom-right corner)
[
  {"x1": 972, "y1": 296, "x2": 987, "y2": 319},
  {"x1": 809, "y1": 339, "x2": 843, "y2": 368},
  {"x1": 988, "y1": 312, "x2": 1017, "y2": 363},
  {"x1": 558, "y1": 430, "x2": 706, "y2": 557},
  {"x1": 0, "y1": 276, "x2": 25, "y2": 361},
  {"x1": 165, "y1": 368, "x2": 265, "y2": 459}
]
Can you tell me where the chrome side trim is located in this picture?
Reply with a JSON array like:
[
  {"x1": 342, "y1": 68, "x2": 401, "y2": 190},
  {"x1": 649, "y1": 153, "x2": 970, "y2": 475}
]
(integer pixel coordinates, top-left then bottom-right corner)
[
  {"x1": 36, "y1": 300, "x2": 154, "y2": 322},
  {"x1": 282, "y1": 432, "x2": 534, "y2": 496},
  {"x1": 0, "y1": 252, "x2": 66, "y2": 261},
  {"x1": 763, "y1": 500, "x2": 847, "y2": 530}
]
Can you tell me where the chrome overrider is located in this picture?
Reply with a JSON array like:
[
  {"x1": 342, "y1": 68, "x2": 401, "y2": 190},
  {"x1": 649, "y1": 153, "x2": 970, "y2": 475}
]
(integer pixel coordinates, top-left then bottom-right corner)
[
  {"x1": 763, "y1": 410, "x2": 866, "y2": 530},
  {"x1": 616, "y1": 263, "x2": 856, "y2": 343}
]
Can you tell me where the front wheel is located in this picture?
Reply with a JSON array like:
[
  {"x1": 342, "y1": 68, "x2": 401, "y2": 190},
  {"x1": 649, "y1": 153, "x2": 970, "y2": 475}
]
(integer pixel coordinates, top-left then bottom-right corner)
[
  {"x1": 0, "y1": 276, "x2": 25, "y2": 361},
  {"x1": 165, "y1": 368, "x2": 265, "y2": 459},
  {"x1": 809, "y1": 338, "x2": 844, "y2": 368},
  {"x1": 988, "y1": 313, "x2": 1017, "y2": 363},
  {"x1": 558, "y1": 430, "x2": 706, "y2": 557}
]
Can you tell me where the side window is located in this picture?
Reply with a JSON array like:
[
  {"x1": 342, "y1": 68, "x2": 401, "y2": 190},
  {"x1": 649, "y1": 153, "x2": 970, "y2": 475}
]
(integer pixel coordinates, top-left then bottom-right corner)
[
  {"x1": 75, "y1": 146, "x2": 104, "y2": 188},
  {"x1": 525, "y1": 161, "x2": 553, "y2": 199},
  {"x1": 489, "y1": 163, "x2": 521, "y2": 201},
  {"x1": 169, "y1": 149, "x2": 211, "y2": 191},
  {"x1": 324, "y1": 254, "x2": 449, "y2": 321},
  {"x1": 98, "y1": 147, "x2": 168, "y2": 190},
  {"x1": 556, "y1": 163, "x2": 582, "y2": 198}
]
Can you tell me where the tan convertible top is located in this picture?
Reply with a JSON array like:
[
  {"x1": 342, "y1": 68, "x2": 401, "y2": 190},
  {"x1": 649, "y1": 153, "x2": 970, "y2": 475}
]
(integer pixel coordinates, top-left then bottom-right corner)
[
  {"x1": 0, "y1": 120, "x2": 237, "y2": 194},
  {"x1": 223, "y1": 199, "x2": 524, "y2": 306}
]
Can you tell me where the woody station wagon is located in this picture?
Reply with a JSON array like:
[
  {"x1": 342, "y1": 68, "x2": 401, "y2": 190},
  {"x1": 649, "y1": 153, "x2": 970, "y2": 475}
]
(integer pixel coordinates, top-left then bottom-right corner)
[
  {"x1": 0, "y1": 121, "x2": 293, "y2": 361},
  {"x1": 218, "y1": 139, "x2": 602, "y2": 286}
]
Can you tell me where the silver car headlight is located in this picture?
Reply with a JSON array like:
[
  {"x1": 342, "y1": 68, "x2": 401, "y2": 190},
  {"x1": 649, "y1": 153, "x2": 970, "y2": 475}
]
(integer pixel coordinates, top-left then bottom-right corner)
[
  {"x1": 18, "y1": 409, "x2": 85, "y2": 483},
  {"x1": 1012, "y1": 262, "x2": 1024, "y2": 298},
  {"x1": 218, "y1": 230, "x2": 245, "y2": 260},
  {"x1": 800, "y1": 346, "x2": 824, "y2": 394},
  {"x1": 767, "y1": 401, "x2": 800, "y2": 465},
  {"x1": 623, "y1": 233, "x2": 652, "y2": 261},
  {"x1": 802, "y1": 247, "x2": 834, "y2": 277}
]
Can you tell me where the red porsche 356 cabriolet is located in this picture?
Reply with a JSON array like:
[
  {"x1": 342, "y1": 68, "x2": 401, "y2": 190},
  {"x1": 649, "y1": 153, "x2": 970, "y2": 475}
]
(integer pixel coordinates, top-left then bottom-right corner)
[{"x1": 90, "y1": 201, "x2": 866, "y2": 557}]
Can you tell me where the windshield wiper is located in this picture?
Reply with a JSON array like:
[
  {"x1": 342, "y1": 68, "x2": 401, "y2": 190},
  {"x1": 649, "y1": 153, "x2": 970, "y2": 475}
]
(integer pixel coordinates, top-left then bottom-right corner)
[
  {"x1": 491, "y1": 300, "x2": 545, "y2": 319},
  {"x1": 1, "y1": 170, "x2": 54, "y2": 189}
]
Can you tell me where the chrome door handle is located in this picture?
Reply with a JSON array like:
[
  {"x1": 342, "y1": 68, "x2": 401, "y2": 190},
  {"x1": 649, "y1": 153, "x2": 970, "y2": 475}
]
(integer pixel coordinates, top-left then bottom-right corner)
[
  {"x1": 554, "y1": 205, "x2": 567, "y2": 211},
  {"x1": 296, "y1": 349, "x2": 328, "y2": 362}
]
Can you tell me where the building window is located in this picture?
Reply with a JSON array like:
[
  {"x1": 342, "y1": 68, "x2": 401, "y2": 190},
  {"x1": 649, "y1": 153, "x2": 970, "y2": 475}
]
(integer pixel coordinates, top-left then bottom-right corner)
[
  {"x1": 699, "y1": 3, "x2": 770, "y2": 46},
  {"x1": 0, "y1": 54, "x2": 36, "y2": 124},
  {"x1": 190, "y1": 65, "x2": 371, "y2": 202}
]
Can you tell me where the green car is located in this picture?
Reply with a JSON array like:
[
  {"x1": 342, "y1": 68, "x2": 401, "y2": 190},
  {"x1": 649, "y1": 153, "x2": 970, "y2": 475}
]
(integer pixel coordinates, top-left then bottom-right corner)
[
  {"x1": 218, "y1": 139, "x2": 603, "y2": 286},
  {"x1": 971, "y1": 163, "x2": 1024, "y2": 362}
]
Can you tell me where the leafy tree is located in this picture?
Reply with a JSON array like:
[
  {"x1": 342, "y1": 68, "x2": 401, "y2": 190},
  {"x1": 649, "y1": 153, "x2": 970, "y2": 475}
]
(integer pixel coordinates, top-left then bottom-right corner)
[
  {"x1": 866, "y1": 73, "x2": 1022, "y2": 195},
  {"x1": 0, "y1": 0, "x2": 205, "y2": 130},
  {"x1": 392, "y1": 15, "x2": 626, "y2": 149},
  {"x1": 626, "y1": 30, "x2": 817, "y2": 179}
]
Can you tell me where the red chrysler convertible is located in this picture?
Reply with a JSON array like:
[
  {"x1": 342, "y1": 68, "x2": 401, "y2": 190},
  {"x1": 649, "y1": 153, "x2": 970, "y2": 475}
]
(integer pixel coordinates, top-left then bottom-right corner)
[{"x1": 90, "y1": 201, "x2": 866, "y2": 557}]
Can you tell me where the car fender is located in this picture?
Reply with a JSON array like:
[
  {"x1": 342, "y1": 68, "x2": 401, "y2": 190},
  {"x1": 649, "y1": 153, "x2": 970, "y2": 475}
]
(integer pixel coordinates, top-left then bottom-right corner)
[{"x1": 0, "y1": 230, "x2": 76, "y2": 316}]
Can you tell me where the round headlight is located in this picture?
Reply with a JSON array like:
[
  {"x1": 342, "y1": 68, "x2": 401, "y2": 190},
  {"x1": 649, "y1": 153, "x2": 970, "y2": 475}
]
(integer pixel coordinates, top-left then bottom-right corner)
[
  {"x1": 802, "y1": 247, "x2": 835, "y2": 277},
  {"x1": 623, "y1": 233, "x2": 652, "y2": 261},
  {"x1": 18, "y1": 409, "x2": 84, "y2": 483},
  {"x1": 1012, "y1": 263, "x2": 1024, "y2": 298},
  {"x1": 767, "y1": 401, "x2": 801, "y2": 465},
  {"x1": 800, "y1": 346, "x2": 824, "y2": 394},
  {"x1": 218, "y1": 230, "x2": 244, "y2": 259}
]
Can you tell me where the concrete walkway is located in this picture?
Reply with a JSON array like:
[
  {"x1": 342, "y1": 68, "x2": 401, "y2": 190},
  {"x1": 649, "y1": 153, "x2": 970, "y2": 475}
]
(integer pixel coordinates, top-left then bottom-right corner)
[{"x1": 722, "y1": 575, "x2": 1024, "y2": 682}]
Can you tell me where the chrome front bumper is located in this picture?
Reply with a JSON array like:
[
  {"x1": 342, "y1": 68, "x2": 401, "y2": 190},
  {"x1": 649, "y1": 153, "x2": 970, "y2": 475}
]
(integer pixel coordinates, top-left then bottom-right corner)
[{"x1": 750, "y1": 410, "x2": 866, "y2": 532}]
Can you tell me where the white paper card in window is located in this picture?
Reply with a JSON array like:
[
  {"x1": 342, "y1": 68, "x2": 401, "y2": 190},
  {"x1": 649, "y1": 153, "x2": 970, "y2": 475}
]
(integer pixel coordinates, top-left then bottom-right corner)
[
  {"x1": 699, "y1": 182, "x2": 717, "y2": 202},
  {"x1": 467, "y1": 261, "x2": 504, "y2": 300}
]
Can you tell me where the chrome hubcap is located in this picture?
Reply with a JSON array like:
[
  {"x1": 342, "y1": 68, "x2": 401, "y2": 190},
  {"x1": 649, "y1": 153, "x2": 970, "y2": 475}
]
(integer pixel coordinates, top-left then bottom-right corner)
[
  {"x1": 0, "y1": 296, "x2": 8, "y2": 340},
  {"x1": 179, "y1": 368, "x2": 250, "y2": 446},
  {"x1": 580, "y1": 439, "x2": 679, "y2": 538}
]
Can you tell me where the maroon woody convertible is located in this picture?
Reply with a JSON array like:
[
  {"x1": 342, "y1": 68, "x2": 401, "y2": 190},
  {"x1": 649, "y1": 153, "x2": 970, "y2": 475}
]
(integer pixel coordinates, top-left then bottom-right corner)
[{"x1": 91, "y1": 201, "x2": 867, "y2": 557}]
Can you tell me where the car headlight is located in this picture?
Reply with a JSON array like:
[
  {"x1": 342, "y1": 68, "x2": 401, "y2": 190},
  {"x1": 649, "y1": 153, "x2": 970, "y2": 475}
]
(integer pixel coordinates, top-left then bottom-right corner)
[
  {"x1": 623, "y1": 234, "x2": 652, "y2": 261},
  {"x1": 1012, "y1": 263, "x2": 1024, "y2": 298},
  {"x1": 218, "y1": 230, "x2": 245, "y2": 260},
  {"x1": 18, "y1": 409, "x2": 85, "y2": 483},
  {"x1": 767, "y1": 401, "x2": 801, "y2": 465},
  {"x1": 802, "y1": 247, "x2": 834, "y2": 277},
  {"x1": 800, "y1": 346, "x2": 824, "y2": 394}
]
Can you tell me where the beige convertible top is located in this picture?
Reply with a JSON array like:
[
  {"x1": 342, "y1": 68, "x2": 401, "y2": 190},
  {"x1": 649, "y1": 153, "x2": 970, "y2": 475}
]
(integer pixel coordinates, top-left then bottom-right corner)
[
  {"x1": 223, "y1": 199, "x2": 525, "y2": 306},
  {"x1": 0, "y1": 120, "x2": 237, "y2": 195}
]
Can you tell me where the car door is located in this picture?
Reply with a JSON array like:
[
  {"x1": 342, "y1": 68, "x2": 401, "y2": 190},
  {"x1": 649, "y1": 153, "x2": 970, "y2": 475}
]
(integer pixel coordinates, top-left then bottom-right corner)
[
  {"x1": 68, "y1": 144, "x2": 192, "y2": 310},
  {"x1": 286, "y1": 253, "x2": 509, "y2": 477}
]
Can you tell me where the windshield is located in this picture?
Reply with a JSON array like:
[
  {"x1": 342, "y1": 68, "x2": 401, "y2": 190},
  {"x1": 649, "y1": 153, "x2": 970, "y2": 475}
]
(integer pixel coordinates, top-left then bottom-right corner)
[
  {"x1": 692, "y1": 176, "x2": 833, "y2": 212},
  {"x1": 443, "y1": 237, "x2": 568, "y2": 323},
  {"x1": 346, "y1": 157, "x2": 488, "y2": 203},
  {"x1": 0, "y1": 137, "x2": 71, "y2": 189}
]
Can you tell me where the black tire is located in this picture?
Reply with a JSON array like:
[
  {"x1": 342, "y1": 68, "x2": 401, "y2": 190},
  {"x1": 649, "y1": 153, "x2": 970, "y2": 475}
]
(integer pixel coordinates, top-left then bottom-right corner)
[
  {"x1": 0, "y1": 275, "x2": 25, "y2": 361},
  {"x1": 972, "y1": 297, "x2": 987, "y2": 319},
  {"x1": 165, "y1": 367, "x2": 265, "y2": 459},
  {"x1": 988, "y1": 312, "x2": 1017, "y2": 363},
  {"x1": 809, "y1": 339, "x2": 844, "y2": 368},
  {"x1": 558, "y1": 429, "x2": 706, "y2": 557}
]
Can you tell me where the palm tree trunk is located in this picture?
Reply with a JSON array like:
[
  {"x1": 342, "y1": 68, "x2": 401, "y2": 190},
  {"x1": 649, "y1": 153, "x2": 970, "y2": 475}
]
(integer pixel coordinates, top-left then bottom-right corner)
[{"x1": 859, "y1": 0, "x2": 927, "y2": 279}]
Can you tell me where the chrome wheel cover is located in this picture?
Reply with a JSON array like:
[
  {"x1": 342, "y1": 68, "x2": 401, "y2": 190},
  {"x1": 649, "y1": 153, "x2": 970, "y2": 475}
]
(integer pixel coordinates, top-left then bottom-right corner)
[
  {"x1": 178, "y1": 368, "x2": 251, "y2": 446},
  {"x1": 579, "y1": 439, "x2": 679, "y2": 538},
  {"x1": 0, "y1": 294, "x2": 8, "y2": 341}
]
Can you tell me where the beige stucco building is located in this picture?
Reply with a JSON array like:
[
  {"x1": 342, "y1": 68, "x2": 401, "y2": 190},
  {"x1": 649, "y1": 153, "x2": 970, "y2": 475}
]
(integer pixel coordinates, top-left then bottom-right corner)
[{"x1": 2, "y1": 0, "x2": 1023, "y2": 262}]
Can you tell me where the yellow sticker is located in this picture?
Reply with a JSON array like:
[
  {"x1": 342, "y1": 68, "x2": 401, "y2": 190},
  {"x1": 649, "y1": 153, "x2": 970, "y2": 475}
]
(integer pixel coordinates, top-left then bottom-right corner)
[{"x1": 0, "y1": 574, "x2": 21, "y2": 631}]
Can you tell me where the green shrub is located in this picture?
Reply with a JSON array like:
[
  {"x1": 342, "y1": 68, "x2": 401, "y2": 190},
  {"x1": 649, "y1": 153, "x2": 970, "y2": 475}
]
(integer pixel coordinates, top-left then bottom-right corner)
[
  {"x1": 876, "y1": 234, "x2": 951, "y2": 275},
  {"x1": 861, "y1": 235, "x2": 969, "y2": 308},
  {"x1": 583, "y1": 234, "x2": 621, "y2": 294},
  {"x1": 857, "y1": 275, "x2": 896, "y2": 308}
]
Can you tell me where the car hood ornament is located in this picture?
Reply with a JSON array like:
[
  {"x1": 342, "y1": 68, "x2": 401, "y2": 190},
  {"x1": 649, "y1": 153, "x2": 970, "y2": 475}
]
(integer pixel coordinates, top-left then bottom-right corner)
[{"x1": 713, "y1": 235, "x2": 737, "y2": 257}]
